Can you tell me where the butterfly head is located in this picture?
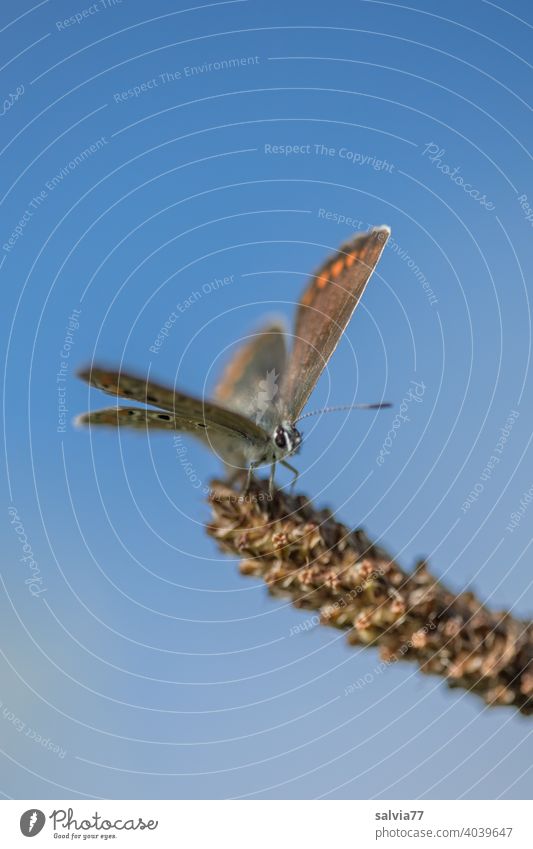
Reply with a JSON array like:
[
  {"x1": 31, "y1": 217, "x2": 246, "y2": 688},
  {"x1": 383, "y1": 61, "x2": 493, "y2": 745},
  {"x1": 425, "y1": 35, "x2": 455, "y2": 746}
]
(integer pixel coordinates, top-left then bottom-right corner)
[{"x1": 271, "y1": 421, "x2": 302, "y2": 459}]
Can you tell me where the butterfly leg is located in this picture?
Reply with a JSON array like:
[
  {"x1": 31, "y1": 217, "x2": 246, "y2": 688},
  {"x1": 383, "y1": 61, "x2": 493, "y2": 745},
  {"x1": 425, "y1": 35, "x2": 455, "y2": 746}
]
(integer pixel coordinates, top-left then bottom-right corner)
[
  {"x1": 281, "y1": 459, "x2": 299, "y2": 492},
  {"x1": 243, "y1": 462, "x2": 257, "y2": 496},
  {"x1": 268, "y1": 462, "x2": 276, "y2": 498}
]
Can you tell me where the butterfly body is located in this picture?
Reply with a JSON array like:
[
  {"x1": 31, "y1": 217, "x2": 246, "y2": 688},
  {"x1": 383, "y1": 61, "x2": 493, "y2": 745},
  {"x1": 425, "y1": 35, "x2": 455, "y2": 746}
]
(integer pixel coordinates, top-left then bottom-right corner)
[{"x1": 76, "y1": 226, "x2": 390, "y2": 494}]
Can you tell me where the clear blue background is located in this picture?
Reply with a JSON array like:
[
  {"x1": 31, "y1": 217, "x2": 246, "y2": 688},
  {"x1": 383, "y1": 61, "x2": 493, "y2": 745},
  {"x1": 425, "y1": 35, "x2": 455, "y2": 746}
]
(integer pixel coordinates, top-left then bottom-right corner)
[{"x1": 2, "y1": 0, "x2": 533, "y2": 799}]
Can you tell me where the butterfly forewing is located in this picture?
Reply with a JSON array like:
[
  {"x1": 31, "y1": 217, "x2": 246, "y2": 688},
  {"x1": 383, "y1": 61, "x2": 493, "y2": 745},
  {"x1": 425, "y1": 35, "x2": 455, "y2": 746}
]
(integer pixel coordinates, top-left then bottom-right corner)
[
  {"x1": 77, "y1": 366, "x2": 185, "y2": 412},
  {"x1": 279, "y1": 226, "x2": 390, "y2": 420}
]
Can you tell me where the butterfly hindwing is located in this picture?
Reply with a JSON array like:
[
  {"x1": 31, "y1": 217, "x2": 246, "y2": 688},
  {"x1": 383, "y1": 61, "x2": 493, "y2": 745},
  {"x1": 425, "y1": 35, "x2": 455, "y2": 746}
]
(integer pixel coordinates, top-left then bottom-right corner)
[
  {"x1": 214, "y1": 321, "x2": 287, "y2": 430},
  {"x1": 75, "y1": 406, "x2": 263, "y2": 473},
  {"x1": 280, "y1": 226, "x2": 390, "y2": 420},
  {"x1": 76, "y1": 367, "x2": 269, "y2": 444},
  {"x1": 75, "y1": 406, "x2": 209, "y2": 434}
]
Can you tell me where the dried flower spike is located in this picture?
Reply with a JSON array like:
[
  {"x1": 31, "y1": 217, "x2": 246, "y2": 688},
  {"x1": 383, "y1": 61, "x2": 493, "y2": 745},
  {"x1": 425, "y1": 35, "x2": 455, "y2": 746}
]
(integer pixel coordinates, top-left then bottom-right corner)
[{"x1": 207, "y1": 478, "x2": 533, "y2": 715}]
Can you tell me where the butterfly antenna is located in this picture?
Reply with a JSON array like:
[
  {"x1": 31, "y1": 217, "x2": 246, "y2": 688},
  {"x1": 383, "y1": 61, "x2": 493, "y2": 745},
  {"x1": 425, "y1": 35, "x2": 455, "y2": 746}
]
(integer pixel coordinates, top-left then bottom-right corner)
[{"x1": 295, "y1": 402, "x2": 392, "y2": 423}]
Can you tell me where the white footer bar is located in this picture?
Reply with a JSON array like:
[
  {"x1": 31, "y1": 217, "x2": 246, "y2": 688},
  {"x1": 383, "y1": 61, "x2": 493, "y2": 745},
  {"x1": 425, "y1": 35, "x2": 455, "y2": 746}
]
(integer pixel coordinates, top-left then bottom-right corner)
[{"x1": 1, "y1": 799, "x2": 529, "y2": 847}]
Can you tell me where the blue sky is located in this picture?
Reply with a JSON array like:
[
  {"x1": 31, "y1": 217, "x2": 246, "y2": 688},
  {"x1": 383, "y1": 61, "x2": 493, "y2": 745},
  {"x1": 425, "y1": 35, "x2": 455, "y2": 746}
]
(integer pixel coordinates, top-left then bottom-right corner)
[{"x1": 2, "y1": 0, "x2": 533, "y2": 799}]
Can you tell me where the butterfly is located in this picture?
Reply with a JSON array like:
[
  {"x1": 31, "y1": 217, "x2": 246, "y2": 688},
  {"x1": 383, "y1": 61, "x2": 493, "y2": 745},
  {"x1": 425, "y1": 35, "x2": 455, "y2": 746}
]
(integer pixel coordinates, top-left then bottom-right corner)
[{"x1": 76, "y1": 226, "x2": 390, "y2": 495}]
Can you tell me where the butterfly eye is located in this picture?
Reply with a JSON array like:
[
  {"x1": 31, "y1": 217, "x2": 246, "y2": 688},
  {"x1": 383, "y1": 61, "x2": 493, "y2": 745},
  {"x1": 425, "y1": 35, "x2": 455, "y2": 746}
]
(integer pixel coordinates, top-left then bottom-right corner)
[{"x1": 274, "y1": 427, "x2": 287, "y2": 449}]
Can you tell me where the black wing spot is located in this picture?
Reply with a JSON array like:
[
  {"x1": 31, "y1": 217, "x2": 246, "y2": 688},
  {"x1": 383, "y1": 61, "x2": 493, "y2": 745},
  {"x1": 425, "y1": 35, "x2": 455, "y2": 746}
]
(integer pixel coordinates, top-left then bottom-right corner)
[
  {"x1": 127, "y1": 410, "x2": 136, "y2": 416},
  {"x1": 197, "y1": 423, "x2": 207, "y2": 429},
  {"x1": 146, "y1": 395, "x2": 159, "y2": 403},
  {"x1": 157, "y1": 414, "x2": 171, "y2": 421}
]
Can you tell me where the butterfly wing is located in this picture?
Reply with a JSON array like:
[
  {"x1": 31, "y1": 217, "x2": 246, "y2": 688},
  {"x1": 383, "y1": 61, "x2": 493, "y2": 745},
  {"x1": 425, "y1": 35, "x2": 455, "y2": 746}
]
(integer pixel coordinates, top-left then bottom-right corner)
[
  {"x1": 75, "y1": 405, "x2": 257, "y2": 470},
  {"x1": 76, "y1": 366, "x2": 269, "y2": 444},
  {"x1": 279, "y1": 226, "x2": 390, "y2": 420},
  {"x1": 214, "y1": 321, "x2": 287, "y2": 430},
  {"x1": 77, "y1": 366, "x2": 194, "y2": 412},
  {"x1": 75, "y1": 406, "x2": 209, "y2": 434}
]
